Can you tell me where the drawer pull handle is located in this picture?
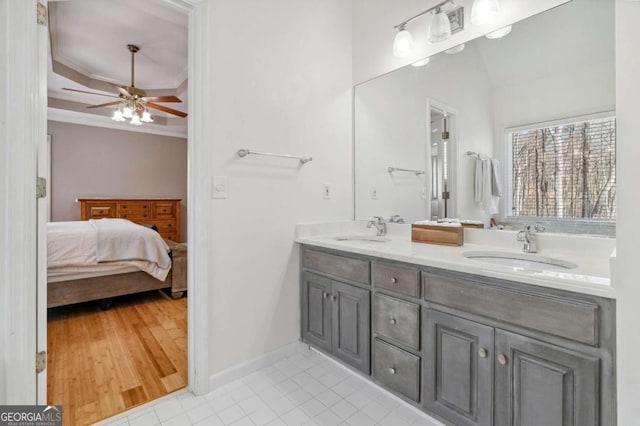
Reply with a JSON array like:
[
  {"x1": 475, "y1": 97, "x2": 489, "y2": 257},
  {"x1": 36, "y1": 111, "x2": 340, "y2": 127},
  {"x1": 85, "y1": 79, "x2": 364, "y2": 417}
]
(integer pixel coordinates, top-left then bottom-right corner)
[
  {"x1": 388, "y1": 318, "x2": 397, "y2": 325},
  {"x1": 331, "y1": 295, "x2": 337, "y2": 301},
  {"x1": 323, "y1": 292, "x2": 329, "y2": 299},
  {"x1": 388, "y1": 367, "x2": 397, "y2": 375},
  {"x1": 143, "y1": 214, "x2": 147, "y2": 218},
  {"x1": 498, "y1": 354, "x2": 508, "y2": 365},
  {"x1": 479, "y1": 348, "x2": 488, "y2": 358},
  {"x1": 390, "y1": 277, "x2": 398, "y2": 284}
]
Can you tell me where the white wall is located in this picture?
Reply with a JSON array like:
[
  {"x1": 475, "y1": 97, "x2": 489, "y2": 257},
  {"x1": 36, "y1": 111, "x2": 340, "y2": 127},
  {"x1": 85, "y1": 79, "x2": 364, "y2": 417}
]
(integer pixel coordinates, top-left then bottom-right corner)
[
  {"x1": 614, "y1": 0, "x2": 640, "y2": 423},
  {"x1": 352, "y1": 0, "x2": 570, "y2": 84},
  {"x1": 354, "y1": 44, "x2": 494, "y2": 223},
  {"x1": 0, "y1": 0, "x2": 8, "y2": 405},
  {"x1": 207, "y1": 0, "x2": 353, "y2": 374}
]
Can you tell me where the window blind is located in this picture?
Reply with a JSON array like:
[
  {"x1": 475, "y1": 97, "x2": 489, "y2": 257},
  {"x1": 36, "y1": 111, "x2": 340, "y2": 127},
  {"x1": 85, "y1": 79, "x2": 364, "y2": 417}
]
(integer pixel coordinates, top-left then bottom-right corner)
[{"x1": 510, "y1": 117, "x2": 616, "y2": 220}]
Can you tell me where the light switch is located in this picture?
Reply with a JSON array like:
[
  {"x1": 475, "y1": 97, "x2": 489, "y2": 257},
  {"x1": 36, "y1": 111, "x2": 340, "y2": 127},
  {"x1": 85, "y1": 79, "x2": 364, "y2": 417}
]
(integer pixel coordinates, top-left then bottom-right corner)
[
  {"x1": 322, "y1": 183, "x2": 331, "y2": 200},
  {"x1": 212, "y1": 176, "x2": 228, "y2": 199}
]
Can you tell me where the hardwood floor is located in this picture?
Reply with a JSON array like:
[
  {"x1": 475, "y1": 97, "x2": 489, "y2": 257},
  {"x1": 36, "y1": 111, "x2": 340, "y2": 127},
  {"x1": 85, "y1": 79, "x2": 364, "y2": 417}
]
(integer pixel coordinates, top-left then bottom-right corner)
[{"x1": 47, "y1": 290, "x2": 187, "y2": 426}]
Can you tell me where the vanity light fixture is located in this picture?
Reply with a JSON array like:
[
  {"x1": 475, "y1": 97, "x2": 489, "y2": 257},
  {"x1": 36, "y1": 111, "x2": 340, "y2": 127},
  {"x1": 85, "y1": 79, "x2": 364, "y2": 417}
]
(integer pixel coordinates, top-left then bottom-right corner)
[
  {"x1": 411, "y1": 57, "x2": 431, "y2": 67},
  {"x1": 485, "y1": 25, "x2": 512, "y2": 39},
  {"x1": 444, "y1": 43, "x2": 465, "y2": 54},
  {"x1": 471, "y1": 0, "x2": 500, "y2": 25},
  {"x1": 393, "y1": 24, "x2": 414, "y2": 57},
  {"x1": 392, "y1": 0, "x2": 464, "y2": 57}
]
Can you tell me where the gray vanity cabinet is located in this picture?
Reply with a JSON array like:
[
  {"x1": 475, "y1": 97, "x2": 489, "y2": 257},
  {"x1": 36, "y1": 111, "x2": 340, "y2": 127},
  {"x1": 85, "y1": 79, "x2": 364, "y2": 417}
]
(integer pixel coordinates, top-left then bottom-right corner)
[
  {"x1": 423, "y1": 310, "x2": 494, "y2": 426},
  {"x1": 301, "y1": 272, "x2": 332, "y2": 352},
  {"x1": 301, "y1": 270, "x2": 371, "y2": 374},
  {"x1": 331, "y1": 281, "x2": 370, "y2": 373},
  {"x1": 494, "y1": 330, "x2": 599, "y2": 426}
]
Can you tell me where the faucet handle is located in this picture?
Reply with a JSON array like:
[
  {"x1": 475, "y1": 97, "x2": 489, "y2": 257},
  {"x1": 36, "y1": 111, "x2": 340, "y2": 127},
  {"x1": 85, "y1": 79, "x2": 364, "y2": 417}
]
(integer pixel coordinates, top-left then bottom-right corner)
[
  {"x1": 534, "y1": 222, "x2": 546, "y2": 232},
  {"x1": 373, "y1": 215, "x2": 385, "y2": 223},
  {"x1": 516, "y1": 230, "x2": 526, "y2": 242}
]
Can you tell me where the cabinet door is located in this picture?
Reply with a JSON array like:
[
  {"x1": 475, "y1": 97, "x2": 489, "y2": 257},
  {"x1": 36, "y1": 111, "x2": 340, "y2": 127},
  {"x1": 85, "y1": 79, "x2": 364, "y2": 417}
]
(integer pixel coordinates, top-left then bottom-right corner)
[
  {"x1": 332, "y1": 281, "x2": 370, "y2": 374},
  {"x1": 424, "y1": 310, "x2": 494, "y2": 426},
  {"x1": 495, "y1": 330, "x2": 599, "y2": 426},
  {"x1": 301, "y1": 272, "x2": 332, "y2": 352}
]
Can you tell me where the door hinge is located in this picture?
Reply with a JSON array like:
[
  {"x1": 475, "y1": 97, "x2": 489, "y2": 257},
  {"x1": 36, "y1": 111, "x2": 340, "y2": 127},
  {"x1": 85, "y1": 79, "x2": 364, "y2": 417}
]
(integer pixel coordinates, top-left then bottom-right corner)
[
  {"x1": 37, "y1": 177, "x2": 46, "y2": 199},
  {"x1": 36, "y1": 351, "x2": 47, "y2": 374},
  {"x1": 37, "y1": 3, "x2": 48, "y2": 26}
]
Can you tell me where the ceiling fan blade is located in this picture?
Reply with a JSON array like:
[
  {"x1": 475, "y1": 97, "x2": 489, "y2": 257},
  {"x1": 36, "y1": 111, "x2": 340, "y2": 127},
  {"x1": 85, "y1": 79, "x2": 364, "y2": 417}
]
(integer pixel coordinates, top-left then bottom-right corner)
[
  {"x1": 87, "y1": 101, "x2": 121, "y2": 109},
  {"x1": 110, "y1": 83, "x2": 131, "y2": 98},
  {"x1": 142, "y1": 96, "x2": 183, "y2": 103},
  {"x1": 62, "y1": 88, "x2": 119, "y2": 98},
  {"x1": 147, "y1": 102, "x2": 188, "y2": 118}
]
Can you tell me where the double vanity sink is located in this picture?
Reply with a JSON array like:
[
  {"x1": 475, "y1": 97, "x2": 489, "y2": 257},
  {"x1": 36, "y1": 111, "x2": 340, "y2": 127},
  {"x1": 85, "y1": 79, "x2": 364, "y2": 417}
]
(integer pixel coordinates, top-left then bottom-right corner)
[{"x1": 296, "y1": 222, "x2": 616, "y2": 426}]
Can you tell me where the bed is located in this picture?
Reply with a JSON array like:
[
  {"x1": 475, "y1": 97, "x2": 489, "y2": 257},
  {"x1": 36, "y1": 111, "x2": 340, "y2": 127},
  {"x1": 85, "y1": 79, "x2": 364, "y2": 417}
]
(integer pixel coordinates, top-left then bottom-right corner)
[{"x1": 47, "y1": 219, "x2": 187, "y2": 308}]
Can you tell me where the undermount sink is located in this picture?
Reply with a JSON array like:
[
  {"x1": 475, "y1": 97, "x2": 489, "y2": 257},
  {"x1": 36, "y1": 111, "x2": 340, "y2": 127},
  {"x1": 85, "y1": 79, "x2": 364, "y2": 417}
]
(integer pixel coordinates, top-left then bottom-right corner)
[
  {"x1": 333, "y1": 235, "x2": 390, "y2": 243},
  {"x1": 463, "y1": 250, "x2": 578, "y2": 271}
]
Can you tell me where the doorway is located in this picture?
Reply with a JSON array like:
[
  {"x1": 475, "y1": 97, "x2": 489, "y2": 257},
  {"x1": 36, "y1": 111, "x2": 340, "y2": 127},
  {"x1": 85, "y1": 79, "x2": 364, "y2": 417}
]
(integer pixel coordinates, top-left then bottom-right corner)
[{"x1": 427, "y1": 100, "x2": 458, "y2": 221}]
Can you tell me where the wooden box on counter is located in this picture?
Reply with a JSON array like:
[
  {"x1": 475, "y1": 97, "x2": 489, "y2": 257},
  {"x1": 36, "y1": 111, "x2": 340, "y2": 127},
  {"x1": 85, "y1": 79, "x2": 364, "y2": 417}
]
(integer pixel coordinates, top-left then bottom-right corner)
[
  {"x1": 78, "y1": 197, "x2": 181, "y2": 242},
  {"x1": 411, "y1": 224, "x2": 464, "y2": 247}
]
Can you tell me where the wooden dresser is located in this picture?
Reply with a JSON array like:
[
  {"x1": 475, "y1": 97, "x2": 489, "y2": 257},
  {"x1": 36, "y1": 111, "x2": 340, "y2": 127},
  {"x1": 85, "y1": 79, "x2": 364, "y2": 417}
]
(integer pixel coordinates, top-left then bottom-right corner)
[{"x1": 78, "y1": 198, "x2": 181, "y2": 242}]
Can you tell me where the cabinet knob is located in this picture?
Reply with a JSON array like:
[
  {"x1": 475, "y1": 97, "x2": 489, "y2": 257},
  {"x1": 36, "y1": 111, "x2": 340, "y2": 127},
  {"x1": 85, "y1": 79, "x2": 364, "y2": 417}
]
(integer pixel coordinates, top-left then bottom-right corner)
[
  {"x1": 323, "y1": 292, "x2": 329, "y2": 299},
  {"x1": 390, "y1": 277, "x2": 398, "y2": 284},
  {"x1": 331, "y1": 295, "x2": 337, "y2": 301},
  {"x1": 388, "y1": 367, "x2": 397, "y2": 375},
  {"x1": 479, "y1": 348, "x2": 488, "y2": 358},
  {"x1": 388, "y1": 318, "x2": 397, "y2": 325},
  {"x1": 498, "y1": 354, "x2": 508, "y2": 365}
]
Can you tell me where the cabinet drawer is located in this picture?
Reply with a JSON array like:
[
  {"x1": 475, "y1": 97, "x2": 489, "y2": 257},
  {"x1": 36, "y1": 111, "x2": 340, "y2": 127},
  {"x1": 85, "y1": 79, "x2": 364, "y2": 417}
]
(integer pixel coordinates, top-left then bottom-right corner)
[
  {"x1": 373, "y1": 293, "x2": 420, "y2": 350},
  {"x1": 154, "y1": 220, "x2": 177, "y2": 233},
  {"x1": 162, "y1": 232, "x2": 178, "y2": 242},
  {"x1": 423, "y1": 271, "x2": 599, "y2": 346},
  {"x1": 118, "y1": 202, "x2": 150, "y2": 213},
  {"x1": 154, "y1": 202, "x2": 176, "y2": 218},
  {"x1": 372, "y1": 261, "x2": 419, "y2": 297},
  {"x1": 373, "y1": 338, "x2": 420, "y2": 401},
  {"x1": 302, "y1": 249, "x2": 370, "y2": 285},
  {"x1": 86, "y1": 203, "x2": 116, "y2": 219},
  {"x1": 117, "y1": 212, "x2": 150, "y2": 220}
]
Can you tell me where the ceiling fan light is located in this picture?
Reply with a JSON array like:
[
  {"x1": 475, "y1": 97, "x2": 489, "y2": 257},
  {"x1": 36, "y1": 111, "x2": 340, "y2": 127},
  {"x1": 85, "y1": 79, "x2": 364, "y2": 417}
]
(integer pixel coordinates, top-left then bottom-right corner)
[
  {"x1": 141, "y1": 110, "x2": 154, "y2": 123},
  {"x1": 112, "y1": 109, "x2": 125, "y2": 122},
  {"x1": 130, "y1": 113, "x2": 142, "y2": 126},
  {"x1": 122, "y1": 105, "x2": 133, "y2": 119}
]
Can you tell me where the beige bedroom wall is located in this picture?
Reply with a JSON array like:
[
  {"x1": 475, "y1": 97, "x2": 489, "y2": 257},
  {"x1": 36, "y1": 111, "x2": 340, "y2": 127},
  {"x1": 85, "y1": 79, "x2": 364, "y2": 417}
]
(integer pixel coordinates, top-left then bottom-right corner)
[{"x1": 47, "y1": 121, "x2": 188, "y2": 242}]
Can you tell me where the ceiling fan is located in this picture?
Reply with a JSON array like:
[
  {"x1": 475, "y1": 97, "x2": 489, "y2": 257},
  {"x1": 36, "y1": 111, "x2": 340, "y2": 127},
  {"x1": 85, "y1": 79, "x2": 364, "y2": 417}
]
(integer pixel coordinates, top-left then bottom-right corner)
[{"x1": 63, "y1": 44, "x2": 187, "y2": 125}]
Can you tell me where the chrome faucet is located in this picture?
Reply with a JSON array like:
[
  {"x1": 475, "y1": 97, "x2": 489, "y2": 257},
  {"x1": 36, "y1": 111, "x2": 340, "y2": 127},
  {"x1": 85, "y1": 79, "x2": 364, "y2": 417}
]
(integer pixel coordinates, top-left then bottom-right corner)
[
  {"x1": 367, "y1": 216, "x2": 387, "y2": 236},
  {"x1": 389, "y1": 214, "x2": 405, "y2": 224},
  {"x1": 516, "y1": 223, "x2": 546, "y2": 253}
]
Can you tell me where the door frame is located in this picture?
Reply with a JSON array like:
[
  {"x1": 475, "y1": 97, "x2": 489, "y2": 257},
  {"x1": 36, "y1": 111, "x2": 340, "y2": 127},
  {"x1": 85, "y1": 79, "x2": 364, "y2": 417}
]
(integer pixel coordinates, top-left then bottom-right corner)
[{"x1": 0, "y1": 0, "x2": 211, "y2": 403}]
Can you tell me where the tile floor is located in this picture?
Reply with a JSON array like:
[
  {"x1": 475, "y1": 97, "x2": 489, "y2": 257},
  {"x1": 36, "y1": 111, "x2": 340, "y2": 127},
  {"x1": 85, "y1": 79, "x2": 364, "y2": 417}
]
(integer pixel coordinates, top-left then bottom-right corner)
[{"x1": 103, "y1": 344, "x2": 443, "y2": 426}]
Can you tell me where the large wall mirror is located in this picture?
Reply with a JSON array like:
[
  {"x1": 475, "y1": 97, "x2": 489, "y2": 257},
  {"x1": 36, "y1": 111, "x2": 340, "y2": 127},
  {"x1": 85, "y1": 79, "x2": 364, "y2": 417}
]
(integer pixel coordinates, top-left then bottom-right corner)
[{"x1": 354, "y1": 0, "x2": 615, "y2": 229}]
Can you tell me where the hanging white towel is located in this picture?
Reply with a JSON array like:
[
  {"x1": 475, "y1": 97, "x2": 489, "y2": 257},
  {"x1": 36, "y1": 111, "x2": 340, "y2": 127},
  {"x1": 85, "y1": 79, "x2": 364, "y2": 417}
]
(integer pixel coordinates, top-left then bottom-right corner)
[
  {"x1": 474, "y1": 156, "x2": 499, "y2": 215},
  {"x1": 490, "y1": 158, "x2": 503, "y2": 197}
]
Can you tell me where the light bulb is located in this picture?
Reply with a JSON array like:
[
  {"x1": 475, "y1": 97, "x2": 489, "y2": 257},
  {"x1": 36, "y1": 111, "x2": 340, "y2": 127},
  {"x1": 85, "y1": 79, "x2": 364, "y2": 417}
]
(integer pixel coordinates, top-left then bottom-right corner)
[
  {"x1": 393, "y1": 25, "x2": 413, "y2": 57},
  {"x1": 428, "y1": 9, "x2": 452, "y2": 43},
  {"x1": 111, "y1": 109, "x2": 125, "y2": 122},
  {"x1": 444, "y1": 43, "x2": 465, "y2": 54},
  {"x1": 411, "y1": 57, "x2": 431, "y2": 67},
  {"x1": 122, "y1": 105, "x2": 133, "y2": 119},
  {"x1": 141, "y1": 110, "x2": 153, "y2": 123},
  {"x1": 130, "y1": 113, "x2": 142, "y2": 126},
  {"x1": 485, "y1": 25, "x2": 512, "y2": 39},
  {"x1": 471, "y1": 0, "x2": 500, "y2": 25}
]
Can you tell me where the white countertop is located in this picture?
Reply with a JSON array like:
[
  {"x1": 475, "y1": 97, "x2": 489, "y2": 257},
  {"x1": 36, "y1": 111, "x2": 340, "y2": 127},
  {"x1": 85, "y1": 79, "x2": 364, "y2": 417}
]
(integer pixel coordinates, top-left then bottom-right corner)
[{"x1": 295, "y1": 222, "x2": 617, "y2": 299}]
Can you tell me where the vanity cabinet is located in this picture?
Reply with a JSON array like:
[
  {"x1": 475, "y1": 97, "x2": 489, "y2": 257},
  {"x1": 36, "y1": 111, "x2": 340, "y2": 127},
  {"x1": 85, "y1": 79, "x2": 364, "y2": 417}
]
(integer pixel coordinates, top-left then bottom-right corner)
[
  {"x1": 494, "y1": 330, "x2": 598, "y2": 426},
  {"x1": 301, "y1": 251, "x2": 371, "y2": 374},
  {"x1": 423, "y1": 310, "x2": 494, "y2": 426},
  {"x1": 299, "y1": 246, "x2": 615, "y2": 426}
]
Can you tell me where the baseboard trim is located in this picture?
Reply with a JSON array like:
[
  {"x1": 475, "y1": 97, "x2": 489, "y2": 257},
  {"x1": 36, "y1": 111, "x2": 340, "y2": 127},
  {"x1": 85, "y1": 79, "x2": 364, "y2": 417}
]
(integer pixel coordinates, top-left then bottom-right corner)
[{"x1": 208, "y1": 340, "x2": 303, "y2": 390}]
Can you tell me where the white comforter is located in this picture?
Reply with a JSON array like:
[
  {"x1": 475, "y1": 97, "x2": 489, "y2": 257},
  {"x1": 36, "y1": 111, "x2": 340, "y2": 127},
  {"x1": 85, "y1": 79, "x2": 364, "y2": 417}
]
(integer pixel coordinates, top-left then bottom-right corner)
[{"x1": 48, "y1": 219, "x2": 172, "y2": 281}]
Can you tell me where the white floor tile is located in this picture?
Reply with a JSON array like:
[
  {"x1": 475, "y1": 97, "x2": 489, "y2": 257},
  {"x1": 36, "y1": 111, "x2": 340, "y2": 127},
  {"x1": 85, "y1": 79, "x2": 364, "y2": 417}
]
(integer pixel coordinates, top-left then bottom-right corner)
[{"x1": 107, "y1": 344, "x2": 444, "y2": 426}]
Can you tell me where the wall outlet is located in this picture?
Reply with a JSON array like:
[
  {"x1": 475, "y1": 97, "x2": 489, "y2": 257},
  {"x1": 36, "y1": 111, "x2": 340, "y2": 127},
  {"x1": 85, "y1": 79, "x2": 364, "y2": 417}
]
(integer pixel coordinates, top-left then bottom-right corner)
[
  {"x1": 371, "y1": 187, "x2": 378, "y2": 200},
  {"x1": 212, "y1": 176, "x2": 228, "y2": 199},
  {"x1": 322, "y1": 183, "x2": 331, "y2": 200}
]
